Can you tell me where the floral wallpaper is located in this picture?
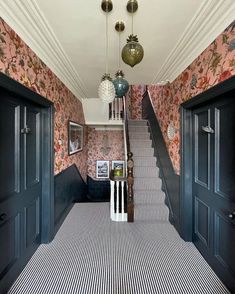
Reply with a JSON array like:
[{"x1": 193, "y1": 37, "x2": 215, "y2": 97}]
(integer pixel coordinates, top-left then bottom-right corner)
[
  {"x1": 148, "y1": 21, "x2": 235, "y2": 174},
  {"x1": 0, "y1": 18, "x2": 87, "y2": 179},
  {"x1": 87, "y1": 128, "x2": 124, "y2": 178},
  {"x1": 129, "y1": 85, "x2": 146, "y2": 120}
]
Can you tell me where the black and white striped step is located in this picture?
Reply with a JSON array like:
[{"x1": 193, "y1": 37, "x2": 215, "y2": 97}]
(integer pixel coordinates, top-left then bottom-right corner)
[
  {"x1": 129, "y1": 132, "x2": 150, "y2": 140},
  {"x1": 133, "y1": 156, "x2": 156, "y2": 167},
  {"x1": 135, "y1": 203, "x2": 169, "y2": 221},
  {"x1": 134, "y1": 166, "x2": 159, "y2": 178},
  {"x1": 128, "y1": 125, "x2": 149, "y2": 133},
  {"x1": 132, "y1": 147, "x2": 154, "y2": 157},
  {"x1": 134, "y1": 190, "x2": 165, "y2": 204},
  {"x1": 130, "y1": 139, "x2": 152, "y2": 148},
  {"x1": 134, "y1": 177, "x2": 162, "y2": 191},
  {"x1": 128, "y1": 119, "x2": 148, "y2": 126}
]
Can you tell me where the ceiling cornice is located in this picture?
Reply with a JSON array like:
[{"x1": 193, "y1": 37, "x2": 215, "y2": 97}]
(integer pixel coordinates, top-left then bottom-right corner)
[
  {"x1": 0, "y1": 0, "x2": 88, "y2": 100},
  {"x1": 151, "y1": 0, "x2": 235, "y2": 84}
]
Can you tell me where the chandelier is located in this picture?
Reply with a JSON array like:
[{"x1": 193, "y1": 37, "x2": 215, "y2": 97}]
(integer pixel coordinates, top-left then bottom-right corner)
[
  {"x1": 122, "y1": 0, "x2": 144, "y2": 67},
  {"x1": 113, "y1": 21, "x2": 129, "y2": 97},
  {"x1": 98, "y1": 0, "x2": 115, "y2": 103}
]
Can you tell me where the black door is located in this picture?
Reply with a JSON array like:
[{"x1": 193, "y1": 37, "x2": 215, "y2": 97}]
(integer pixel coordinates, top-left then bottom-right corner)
[
  {"x1": 192, "y1": 94, "x2": 235, "y2": 290},
  {"x1": 0, "y1": 88, "x2": 41, "y2": 287}
]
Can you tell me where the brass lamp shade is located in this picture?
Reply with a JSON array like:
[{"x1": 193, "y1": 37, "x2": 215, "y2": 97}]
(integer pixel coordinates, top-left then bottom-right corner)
[{"x1": 121, "y1": 34, "x2": 144, "y2": 67}]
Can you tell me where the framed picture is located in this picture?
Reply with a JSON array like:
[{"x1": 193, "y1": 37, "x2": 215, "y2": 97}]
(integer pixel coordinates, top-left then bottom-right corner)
[
  {"x1": 112, "y1": 160, "x2": 125, "y2": 177},
  {"x1": 68, "y1": 120, "x2": 83, "y2": 155},
  {"x1": 96, "y1": 160, "x2": 110, "y2": 179}
]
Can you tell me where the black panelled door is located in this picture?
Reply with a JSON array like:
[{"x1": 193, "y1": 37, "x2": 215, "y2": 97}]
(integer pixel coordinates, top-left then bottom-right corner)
[
  {"x1": 193, "y1": 95, "x2": 235, "y2": 288},
  {"x1": 0, "y1": 88, "x2": 41, "y2": 282}
]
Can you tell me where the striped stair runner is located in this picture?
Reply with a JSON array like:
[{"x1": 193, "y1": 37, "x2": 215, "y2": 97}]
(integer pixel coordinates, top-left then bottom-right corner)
[{"x1": 128, "y1": 119, "x2": 169, "y2": 222}]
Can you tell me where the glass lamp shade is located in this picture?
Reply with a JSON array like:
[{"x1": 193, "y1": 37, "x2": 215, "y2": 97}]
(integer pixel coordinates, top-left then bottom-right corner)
[
  {"x1": 122, "y1": 35, "x2": 144, "y2": 67},
  {"x1": 98, "y1": 77, "x2": 116, "y2": 104},
  {"x1": 113, "y1": 71, "x2": 129, "y2": 97}
]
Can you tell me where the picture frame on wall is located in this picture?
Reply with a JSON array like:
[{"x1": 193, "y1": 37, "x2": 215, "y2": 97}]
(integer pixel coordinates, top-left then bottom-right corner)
[
  {"x1": 112, "y1": 160, "x2": 125, "y2": 177},
  {"x1": 96, "y1": 160, "x2": 110, "y2": 179},
  {"x1": 68, "y1": 120, "x2": 83, "y2": 155}
]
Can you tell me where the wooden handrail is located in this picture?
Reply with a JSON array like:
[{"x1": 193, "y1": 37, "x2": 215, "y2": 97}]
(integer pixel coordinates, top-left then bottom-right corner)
[{"x1": 123, "y1": 96, "x2": 134, "y2": 222}]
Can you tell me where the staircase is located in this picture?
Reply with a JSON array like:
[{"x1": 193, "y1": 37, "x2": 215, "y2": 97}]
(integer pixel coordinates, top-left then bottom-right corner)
[{"x1": 128, "y1": 120, "x2": 169, "y2": 222}]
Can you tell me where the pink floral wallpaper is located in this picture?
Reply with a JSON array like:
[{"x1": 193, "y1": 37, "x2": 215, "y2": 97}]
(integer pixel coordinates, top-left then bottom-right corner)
[
  {"x1": 129, "y1": 85, "x2": 146, "y2": 120},
  {"x1": 87, "y1": 128, "x2": 124, "y2": 178},
  {"x1": 129, "y1": 22, "x2": 235, "y2": 174},
  {"x1": 148, "y1": 21, "x2": 235, "y2": 174},
  {"x1": 0, "y1": 18, "x2": 87, "y2": 179}
]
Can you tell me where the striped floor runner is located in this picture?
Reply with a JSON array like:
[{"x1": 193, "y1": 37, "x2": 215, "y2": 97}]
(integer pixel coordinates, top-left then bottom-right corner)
[{"x1": 9, "y1": 203, "x2": 229, "y2": 293}]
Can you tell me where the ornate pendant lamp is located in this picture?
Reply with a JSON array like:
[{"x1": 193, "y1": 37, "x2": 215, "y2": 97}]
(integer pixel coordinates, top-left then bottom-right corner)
[
  {"x1": 122, "y1": 0, "x2": 144, "y2": 67},
  {"x1": 113, "y1": 21, "x2": 129, "y2": 97},
  {"x1": 98, "y1": 0, "x2": 115, "y2": 103}
]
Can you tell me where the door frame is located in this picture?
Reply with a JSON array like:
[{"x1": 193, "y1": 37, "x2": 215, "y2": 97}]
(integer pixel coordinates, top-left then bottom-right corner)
[
  {"x1": 0, "y1": 72, "x2": 54, "y2": 243},
  {"x1": 180, "y1": 75, "x2": 235, "y2": 241}
]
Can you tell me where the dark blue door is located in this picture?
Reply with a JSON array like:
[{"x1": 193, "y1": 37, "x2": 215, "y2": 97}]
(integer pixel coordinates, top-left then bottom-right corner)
[
  {"x1": 0, "y1": 88, "x2": 41, "y2": 286},
  {"x1": 193, "y1": 95, "x2": 235, "y2": 290}
]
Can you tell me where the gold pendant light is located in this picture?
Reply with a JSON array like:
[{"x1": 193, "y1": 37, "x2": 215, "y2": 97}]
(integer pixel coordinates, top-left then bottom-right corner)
[{"x1": 121, "y1": 0, "x2": 144, "y2": 67}]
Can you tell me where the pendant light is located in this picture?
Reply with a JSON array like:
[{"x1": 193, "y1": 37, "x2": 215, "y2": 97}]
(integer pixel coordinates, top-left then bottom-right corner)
[
  {"x1": 98, "y1": 0, "x2": 115, "y2": 104},
  {"x1": 122, "y1": 0, "x2": 144, "y2": 67},
  {"x1": 113, "y1": 21, "x2": 129, "y2": 98}
]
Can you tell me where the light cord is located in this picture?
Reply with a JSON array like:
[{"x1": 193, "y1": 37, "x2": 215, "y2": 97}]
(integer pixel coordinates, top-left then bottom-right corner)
[
  {"x1": 118, "y1": 29, "x2": 121, "y2": 70},
  {"x1": 105, "y1": 9, "x2": 108, "y2": 73}
]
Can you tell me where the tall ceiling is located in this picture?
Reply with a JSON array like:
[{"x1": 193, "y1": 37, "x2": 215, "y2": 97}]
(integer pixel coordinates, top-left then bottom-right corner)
[{"x1": 0, "y1": 0, "x2": 235, "y2": 100}]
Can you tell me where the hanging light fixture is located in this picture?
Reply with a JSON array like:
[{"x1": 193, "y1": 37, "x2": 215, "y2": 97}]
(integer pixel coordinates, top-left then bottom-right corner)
[
  {"x1": 113, "y1": 21, "x2": 129, "y2": 98},
  {"x1": 98, "y1": 0, "x2": 115, "y2": 104},
  {"x1": 122, "y1": 0, "x2": 144, "y2": 67}
]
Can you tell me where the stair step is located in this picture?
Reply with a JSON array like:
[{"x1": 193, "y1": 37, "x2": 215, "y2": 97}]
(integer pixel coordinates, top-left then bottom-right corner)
[
  {"x1": 133, "y1": 156, "x2": 156, "y2": 167},
  {"x1": 135, "y1": 204, "x2": 169, "y2": 221},
  {"x1": 132, "y1": 147, "x2": 154, "y2": 157},
  {"x1": 134, "y1": 177, "x2": 162, "y2": 190},
  {"x1": 129, "y1": 132, "x2": 150, "y2": 140},
  {"x1": 134, "y1": 166, "x2": 159, "y2": 177},
  {"x1": 130, "y1": 139, "x2": 152, "y2": 148},
  {"x1": 129, "y1": 126, "x2": 149, "y2": 133},
  {"x1": 135, "y1": 190, "x2": 165, "y2": 204},
  {"x1": 128, "y1": 120, "x2": 148, "y2": 126}
]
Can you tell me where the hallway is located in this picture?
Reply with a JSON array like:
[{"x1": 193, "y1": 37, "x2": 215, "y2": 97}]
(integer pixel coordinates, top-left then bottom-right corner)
[{"x1": 9, "y1": 202, "x2": 229, "y2": 294}]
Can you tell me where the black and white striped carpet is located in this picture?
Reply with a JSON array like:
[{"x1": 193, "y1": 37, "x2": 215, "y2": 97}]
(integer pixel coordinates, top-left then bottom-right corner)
[{"x1": 9, "y1": 203, "x2": 229, "y2": 294}]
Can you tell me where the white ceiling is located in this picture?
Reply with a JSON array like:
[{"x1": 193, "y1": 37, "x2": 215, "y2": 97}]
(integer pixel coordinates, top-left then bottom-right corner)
[{"x1": 0, "y1": 0, "x2": 235, "y2": 100}]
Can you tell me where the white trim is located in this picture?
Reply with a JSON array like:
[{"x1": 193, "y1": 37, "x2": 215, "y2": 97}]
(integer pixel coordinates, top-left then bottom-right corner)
[
  {"x1": 151, "y1": 0, "x2": 235, "y2": 84},
  {"x1": 0, "y1": 0, "x2": 88, "y2": 100}
]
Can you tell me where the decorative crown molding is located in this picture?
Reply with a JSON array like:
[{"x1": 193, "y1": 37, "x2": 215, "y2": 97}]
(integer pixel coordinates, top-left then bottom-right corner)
[
  {"x1": 0, "y1": 0, "x2": 88, "y2": 100},
  {"x1": 151, "y1": 0, "x2": 235, "y2": 84}
]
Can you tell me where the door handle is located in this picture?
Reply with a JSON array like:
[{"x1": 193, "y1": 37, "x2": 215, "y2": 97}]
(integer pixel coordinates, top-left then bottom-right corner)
[
  {"x1": 0, "y1": 213, "x2": 7, "y2": 222},
  {"x1": 202, "y1": 126, "x2": 214, "y2": 133},
  {"x1": 228, "y1": 212, "x2": 235, "y2": 220}
]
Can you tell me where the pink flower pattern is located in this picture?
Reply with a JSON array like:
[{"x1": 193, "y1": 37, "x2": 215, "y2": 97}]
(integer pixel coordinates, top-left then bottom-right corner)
[
  {"x1": 0, "y1": 18, "x2": 87, "y2": 178},
  {"x1": 132, "y1": 22, "x2": 235, "y2": 174},
  {"x1": 87, "y1": 129, "x2": 124, "y2": 178}
]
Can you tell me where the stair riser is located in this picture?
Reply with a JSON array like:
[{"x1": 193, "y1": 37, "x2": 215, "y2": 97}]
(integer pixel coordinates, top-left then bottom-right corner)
[
  {"x1": 129, "y1": 133, "x2": 150, "y2": 140},
  {"x1": 129, "y1": 126, "x2": 149, "y2": 133},
  {"x1": 133, "y1": 157, "x2": 156, "y2": 167},
  {"x1": 128, "y1": 120, "x2": 148, "y2": 126},
  {"x1": 130, "y1": 140, "x2": 152, "y2": 148},
  {"x1": 134, "y1": 168, "x2": 159, "y2": 178},
  {"x1": 132, "y1": 148, "x2": 154, "y2": 157}
]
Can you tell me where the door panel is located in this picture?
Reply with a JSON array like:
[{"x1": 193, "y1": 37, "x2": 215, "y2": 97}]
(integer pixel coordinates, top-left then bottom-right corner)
[
  {"x1": 0, "y1": 99, "x2": 21, "y2": 200},
  {"x1": 214, "y1": 103, "x2": 235, "y2": 200},
  {"x1": 24, "y1": 106, "x2": 40, "y2": 188},
  {"x1": 0, "y1": 89, "x2": 42, "y2": 283},
  {"x1": 214, "y1": 212, "x2": 235, "y2": 275},
  {"x1": 0, "y1": 214, "x2": 20, "y2": 279},
  {"x1": 194, "y1": 109, "x2": 210, "y2": 189},
  {"x1": 194, "y1": 197, "x2": 210, "y2": 246},
  {"x1": 193, "y1": 96, "x2": 235, "y2": 290}
]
